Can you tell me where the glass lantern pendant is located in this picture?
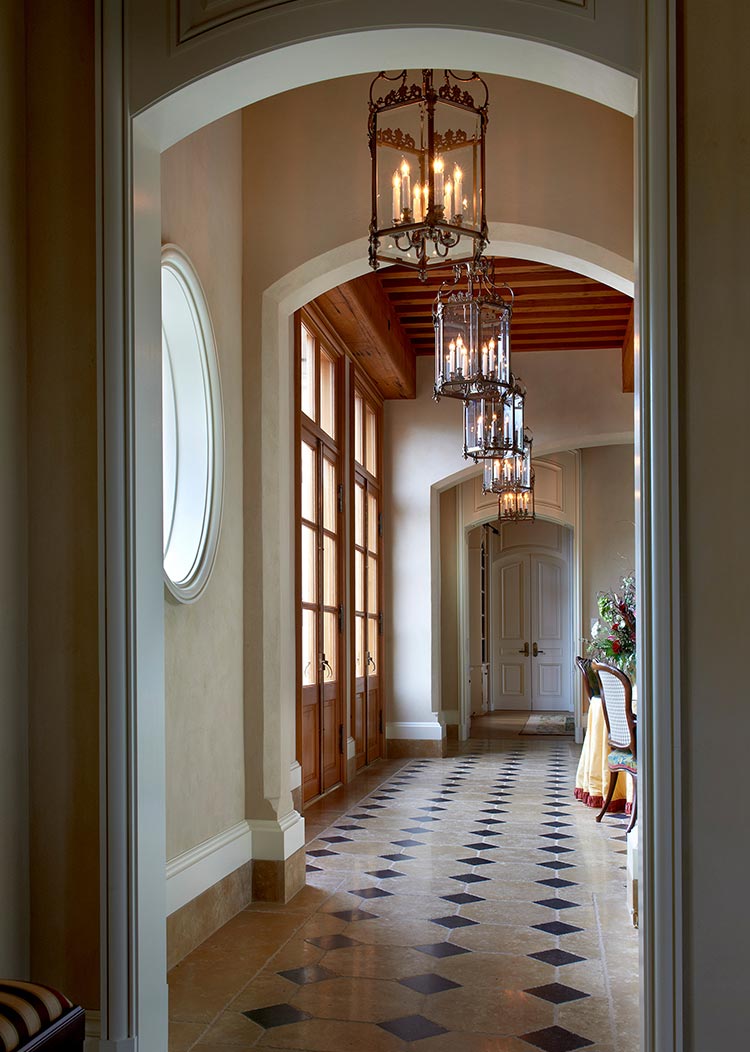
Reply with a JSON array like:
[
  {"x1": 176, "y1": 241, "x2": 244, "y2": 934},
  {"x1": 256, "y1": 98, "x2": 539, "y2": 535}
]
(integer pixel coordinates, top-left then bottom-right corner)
[
  {"x1": 482, "y1": 428, "x2": 534, "y2": 494},
  {"x1": 497, "y1": 486, "x2": 536, "y2": 523},
  {"x1": 463, "y1": 379, "x2": 526, "y2": 459},
  {"x1": 368, "y1": 69, "x2": 489, "y2": 280},
  {"x1": 433, "y1": 260, "x2": 513, "y2": 401}
]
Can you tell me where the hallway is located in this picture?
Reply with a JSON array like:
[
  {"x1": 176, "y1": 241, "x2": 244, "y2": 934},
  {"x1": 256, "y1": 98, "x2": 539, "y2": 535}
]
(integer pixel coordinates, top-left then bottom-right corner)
[{"x1": 169, "y1": 733, "x2": 638, "y2": 1051}]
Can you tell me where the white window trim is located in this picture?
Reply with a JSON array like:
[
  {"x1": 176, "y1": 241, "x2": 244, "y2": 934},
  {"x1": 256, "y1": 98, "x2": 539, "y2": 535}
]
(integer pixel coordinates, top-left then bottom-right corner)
[{"x1": 160, "y1": 244, "x2": 225, "y2": 603}]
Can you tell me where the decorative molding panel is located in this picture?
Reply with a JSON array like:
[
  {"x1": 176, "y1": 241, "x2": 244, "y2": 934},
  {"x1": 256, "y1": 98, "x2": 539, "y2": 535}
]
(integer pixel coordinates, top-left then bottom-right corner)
[
  {"x1": 535, "y1": 460, "x2": 564, "y2": 513},
  {"x1": 177, "y1": 0, "x2": 302, "y2": 44},
  {"x1": 521, "y1": 0, "x2": 595, "y2": 15}
]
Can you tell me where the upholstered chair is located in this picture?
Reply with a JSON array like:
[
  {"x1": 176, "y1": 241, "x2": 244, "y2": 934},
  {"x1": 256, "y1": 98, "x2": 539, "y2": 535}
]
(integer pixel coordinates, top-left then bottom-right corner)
[{"x1": 592, "y1": 662, "x2": 637, "y2": 833}]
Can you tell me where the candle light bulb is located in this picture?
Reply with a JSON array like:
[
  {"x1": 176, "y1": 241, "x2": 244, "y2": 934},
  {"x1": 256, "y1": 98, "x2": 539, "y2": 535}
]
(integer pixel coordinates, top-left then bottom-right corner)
[
  {"x1": 444, "y1": 178, "x2": 453, "y2": 218},
  {"x1": 399, "y1": 158, "x2": 411, "y2": 214},
  {"x1": 392, "y1": 172, "x2": 401, "y2": 223}
]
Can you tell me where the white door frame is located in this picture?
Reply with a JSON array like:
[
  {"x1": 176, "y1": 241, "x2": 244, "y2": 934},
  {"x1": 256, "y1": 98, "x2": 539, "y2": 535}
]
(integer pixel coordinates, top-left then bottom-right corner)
[{"x1": 95, "y1": 4, "x2": 681, "y2": 1051}]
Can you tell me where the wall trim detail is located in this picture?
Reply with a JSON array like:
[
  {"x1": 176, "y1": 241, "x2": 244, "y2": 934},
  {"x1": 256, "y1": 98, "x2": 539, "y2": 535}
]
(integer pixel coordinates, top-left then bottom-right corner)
[
  {"x1": 289, "y1": 759, "x2": 302, "y2": 791},
  {"x1": 166, "y1": 820, "x2": 252, "y2": 915},
  {"x1": 386, "y1": 721, "x2": 445, "y2": 741},
  {"x1": 247, "y1": 811, "x2": 305, "y2": 861}
]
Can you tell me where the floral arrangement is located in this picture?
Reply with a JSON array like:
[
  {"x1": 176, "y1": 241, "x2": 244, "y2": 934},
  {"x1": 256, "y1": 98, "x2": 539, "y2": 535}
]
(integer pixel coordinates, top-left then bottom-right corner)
[{"x1": 587, "y1": 573, "x2": 636, "y2": 677}]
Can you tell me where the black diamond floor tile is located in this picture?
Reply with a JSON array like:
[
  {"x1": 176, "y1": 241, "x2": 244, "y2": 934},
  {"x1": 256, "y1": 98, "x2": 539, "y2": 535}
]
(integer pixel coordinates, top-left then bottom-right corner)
[
  {"x1": 242, "y1": 1003, "x2": 313, "y2": 1029},
  {"x1": 534, "y1": 898, "x2": 581, "y2": 911},
  {"x1": 330, "y1": 908, "x2": 379, "y2": 923},
  {"x1": 449, "y1": 873, "x2": 490, "y2": 884},
  {"x1": 441, "y1": 892, "x2": 484, "y2": 905},
  {"x1": 398, "y1": 973, "x2": 462, "y2": 995},
  {"x1": 536, "y1": 878, "x2": 578, "y2": 889},
  {"x1": 335, "y1": 824, "x2": 365, "y2": 831},
  {"x1": 526, "y1": 983, "x2": 590, "y2": 1005},
  {"x1": 277, "y1": 964, "x2": 336, "y2": 985},
  {"x1": 529, "y1": 948, "x2": 586, "y2": 967},
  {"x1": 380, "y1": 853, "x2": 416, "y2": 862},
  {"x1": 420, "y1": 806, "x2": 446, "y2": 812},
  {"x1": 305, "y1": 864, "x2": 321, "y2": 873},
  {"x1": 392, "y1": 839, "x2": 424, "y2": 848},
  {"x1": 538, "y1": 845, "x2": 575, "y2": 854},
  {"x1": 532, "y1": 920, "x2": 584, "y2": 936},
  {"x1": 540, "y1": 833, "x2": 574, "y2": 841},
  {"x1": 519, "y1": 1024, "x2": 594, "y2": 1051},
  {"x1": 351, "y1": 886, "x2": 393, "y2": 899},
  {"x1": 456, "y1": 856, "x2": 496, "y2": 866},
  {"x1": 415, "y1": 941, "x2": 471, "y2": 958},
  {"x1": 476, "y1": 818, "x2": 504, "y2": 825},
  {"x1": 348, "y1": 813, "x2": 373, "y2": 820},
  {"x1": 464, "y1": 841, "x2": 491, "y2": 851},
  {"x1": 402, "y1": 827, "x2": 430, "y2": 834},
  {"x1": 307, "y1": 849, "x2": 338, "y2": 858},
  {"x1": 537, "y1": 860, "x2": 575, "y2": 870},
  {"x1": 542, "y1": 821, "x2": 571, "y2": 828},
  {"x1": 366, "y1": 869, "x2": 406, "y2": 879},
  {"x1": 409, "y1": 816, "x2": 439, "y2": 822},
  {"x1": 430, "y1": 914, "x2": 477, "y2": 929},
  {"x1": 378, "y1": 1015, "x2": 448, "y2": 1042}
]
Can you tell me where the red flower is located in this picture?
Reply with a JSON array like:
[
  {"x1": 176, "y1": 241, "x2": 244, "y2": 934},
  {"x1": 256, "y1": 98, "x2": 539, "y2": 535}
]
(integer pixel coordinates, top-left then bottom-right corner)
[{"x1": 611, "y1": 640, "x2": 622, "y2": 654}]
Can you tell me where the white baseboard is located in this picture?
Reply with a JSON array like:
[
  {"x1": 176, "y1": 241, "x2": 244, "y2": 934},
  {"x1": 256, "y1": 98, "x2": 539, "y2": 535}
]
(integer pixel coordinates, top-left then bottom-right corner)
[
  {"x1": 289, "y1": 759, "x2": 302, "y2": 791},
  {"x1": 386, "y1": 720, "x2": 445, "y2": 741},
  {"x1": 247, "y1": 811, "x2": 305, "y2": 861},
  {"x1": 166, "y1": 820, "x2": 252, "y2": 916}
]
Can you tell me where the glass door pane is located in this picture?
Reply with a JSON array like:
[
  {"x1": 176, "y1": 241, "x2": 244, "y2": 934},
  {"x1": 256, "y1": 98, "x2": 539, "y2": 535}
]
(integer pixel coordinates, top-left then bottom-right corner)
[
  {"x1": 320, "y1": 348, "x2": 336, "y2": 439},
  {"x1": 301, "y1": 324, "x2": 316, "y2": 421},
  {"x1": 367, "y1": 492, "x2": 378, "y2": 553},
  {"x1": 301, "y1": 440, "x2": 316, "y2": 522},
  {"x1": 365, "y1": 405, "x2": 377, "y2": 476},
  {"x1": 302, "y1": 609, "x2": 317, "y2": 685},
  {"x1": 354, "y1": 393, "x2": 364, "y2": 465},
  {"x1": 301, "y1": 524, "x2": 317, "y2": 603}
]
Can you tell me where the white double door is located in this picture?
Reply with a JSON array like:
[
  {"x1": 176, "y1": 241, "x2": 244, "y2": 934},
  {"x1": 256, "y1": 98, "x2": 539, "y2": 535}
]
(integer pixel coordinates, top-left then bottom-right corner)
[{"x1": 492, "y1": 550, "x2": 571, "y2": 711}]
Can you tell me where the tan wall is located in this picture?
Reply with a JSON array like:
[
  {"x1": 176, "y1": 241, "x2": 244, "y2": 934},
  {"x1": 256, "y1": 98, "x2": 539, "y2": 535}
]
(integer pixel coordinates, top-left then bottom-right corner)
[
  {"x1": 26, "y1": 0, "x2": 99, "y2": 1006},
  {"x1": 161, "y1": 114, "x2": 246, "y2": 860},
  {"x1": 682, "y1": 6, "x2": 750, "y2": 1045},
  {"x1": 0, "y1": 1, "x2": 29, "y2": 977},
  {"x1": 439, "y1": 488, "x2": 459, "y2": 712},
  {"x1": 581, "y1": 444, "x2": 635, "y2": 629},
  {"x1": 242, "y1": 72, "x2": 633, "y2": 289}
]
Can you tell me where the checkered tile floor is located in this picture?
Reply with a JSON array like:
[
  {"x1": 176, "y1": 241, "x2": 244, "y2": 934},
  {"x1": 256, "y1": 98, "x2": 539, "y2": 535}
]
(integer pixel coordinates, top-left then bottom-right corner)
[{"x1": 169, "y1": 739, "x2": 639, "y2": 1051}]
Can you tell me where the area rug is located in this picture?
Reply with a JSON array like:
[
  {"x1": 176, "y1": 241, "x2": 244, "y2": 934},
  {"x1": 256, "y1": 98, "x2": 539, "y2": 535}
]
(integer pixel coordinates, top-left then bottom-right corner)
[{"x1": 521, "y1": 713, "x2": 575, "y2": 736}]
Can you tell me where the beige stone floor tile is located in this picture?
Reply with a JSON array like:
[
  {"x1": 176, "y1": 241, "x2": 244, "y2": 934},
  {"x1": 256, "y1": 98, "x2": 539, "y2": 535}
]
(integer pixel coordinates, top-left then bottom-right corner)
[
  {"x1": 422, "y1": 986, "x2": 554, "y2": 1035},
  {"x1": 344, "y1": 917, "x2": 449, "y2": 946},
  {"x1": 320, "y1": 942, "x2": 434, "y2": 980},
  {"x1": 291, "y1": 974, "x2": 422, "y2": 1022},
  {"x1": 448, "y1": 922, "x2": 552, "y2": 956},
  {"x1": 557, "y1": 995, "x2": 616, "y2": 1046},
  {"x1": 261, "y1": 938, "x2": 325, "y2": 972},
  {"x1": 432, "y1": 950, "x2": 553, "y2": 991},
  {"x1": 406, "y1": 1034, "x2": 531, "y2": 1052},
  {"x1": 228, "y1": 973, "x2": 298, "y2": 1014},
  {"x1": 254, "y1": 1017, "x2": 405, "y2": 1050},
  {"x1": 197, "y1": 1011, "x2": 264, "y2": 1046},
  {"x1": 169, "y1": 1020, "x2": 208, "y2": 1051}
]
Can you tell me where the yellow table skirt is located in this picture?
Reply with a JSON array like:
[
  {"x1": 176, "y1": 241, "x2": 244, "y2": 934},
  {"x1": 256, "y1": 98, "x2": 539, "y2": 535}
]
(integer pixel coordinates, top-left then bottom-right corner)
[{"x1": 575, "y1": 697, "x2": 633, "y2": 813}]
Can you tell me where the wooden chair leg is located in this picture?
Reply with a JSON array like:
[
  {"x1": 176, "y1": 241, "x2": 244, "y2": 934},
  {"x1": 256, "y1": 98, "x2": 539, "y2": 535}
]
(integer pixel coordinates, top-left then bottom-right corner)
[
  {"x1": 626, "y1": 775, "x2": 637, "y2": 833},
  {"x1": 596, "y1": 769, "x2": 618, "y2": 823}
]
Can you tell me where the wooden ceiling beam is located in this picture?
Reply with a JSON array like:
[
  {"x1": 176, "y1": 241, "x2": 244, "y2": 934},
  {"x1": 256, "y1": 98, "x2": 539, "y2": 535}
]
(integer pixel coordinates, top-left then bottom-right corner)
[
  {"x1": 621, "y1": 302, "x2": 635, "y2": 393},
  {"x1": 313, "y1": 273, "x2": 416, "y2": 399}
]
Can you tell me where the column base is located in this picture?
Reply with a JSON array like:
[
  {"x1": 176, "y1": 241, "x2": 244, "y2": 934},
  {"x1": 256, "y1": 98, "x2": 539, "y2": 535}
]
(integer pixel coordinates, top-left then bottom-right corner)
[
  {"x1": 252, "y1": 846, "x2": 306, "y2": 903},
  {"x1": 387, "y1": 738, "x2": 447, "y2": 758}
]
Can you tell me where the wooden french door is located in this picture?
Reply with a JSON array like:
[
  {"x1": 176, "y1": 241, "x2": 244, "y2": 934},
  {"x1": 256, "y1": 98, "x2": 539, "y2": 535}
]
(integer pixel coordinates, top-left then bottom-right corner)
[
  {"x1": 353, "y1": 472, "x2": 382, "y2": 769},
  {"x1": 300, "y1": 431, "x2": 343, "y2": 803}
]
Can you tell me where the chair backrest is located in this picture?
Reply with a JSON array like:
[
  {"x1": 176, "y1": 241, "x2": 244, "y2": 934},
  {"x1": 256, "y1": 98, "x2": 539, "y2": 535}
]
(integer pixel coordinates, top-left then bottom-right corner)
[
  {"x1": 575, "y1": 656, "x2": 598, "y2": 707},
  {"x1": 592, "y1": 662, "x2": 636, "y2": 754}
]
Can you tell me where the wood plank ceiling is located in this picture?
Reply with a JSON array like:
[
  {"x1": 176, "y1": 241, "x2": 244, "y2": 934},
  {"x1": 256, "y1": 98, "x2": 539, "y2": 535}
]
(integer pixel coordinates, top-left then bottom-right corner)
[{"x1": 375, "y1": 256, "x2": 634, "y2": 390}]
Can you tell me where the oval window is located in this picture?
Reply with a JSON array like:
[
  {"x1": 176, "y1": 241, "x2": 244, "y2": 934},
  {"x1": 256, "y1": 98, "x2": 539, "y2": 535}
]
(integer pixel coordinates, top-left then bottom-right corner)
[{"x1": 161, "y1": 245, "x2": 224, "y2": 602}]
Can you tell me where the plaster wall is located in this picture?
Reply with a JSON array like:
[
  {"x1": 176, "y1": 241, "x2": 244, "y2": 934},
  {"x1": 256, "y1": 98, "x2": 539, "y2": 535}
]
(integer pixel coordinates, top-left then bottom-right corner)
[
  {"x1": 681, "y1": 5, "x2": 750, "y2": 1043},
  {"x1": 161, "y1": 115, "x2": 246, "y2": 860},
  {"x1": 439, "y1": 488, "x2": 460, "y2": 713},
  {"x1": 581, "y1": 444, "x2": 635, "y2": 628},
  {"x1": 0, "y1": 0, "x2": 29, "y2": 977},
  {"x1": 385, "y1": 353, "x2": 633, "y2": 732},
  {"x1": 26, "y1": 0, "x2": 100, "y2": 1007}
]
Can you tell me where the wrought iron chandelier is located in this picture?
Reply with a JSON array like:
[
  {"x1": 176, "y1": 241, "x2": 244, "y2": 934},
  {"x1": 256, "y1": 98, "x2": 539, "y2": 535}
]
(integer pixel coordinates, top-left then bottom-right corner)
[
  {"x1": 368, "y1": 69, "x2": 488, "y2": 280},
  {"x1": 484, "y1": 429, "x2": 536, "y2": 523},
  {"x1": 433, "y1": 260, "x2": 513, "y2": 402}
]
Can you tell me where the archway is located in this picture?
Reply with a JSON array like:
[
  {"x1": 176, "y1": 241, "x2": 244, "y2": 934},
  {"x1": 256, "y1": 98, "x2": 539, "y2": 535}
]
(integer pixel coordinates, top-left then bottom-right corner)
[{"x1": 100, "y1": 14, "x2": 681, "y2": 1051}]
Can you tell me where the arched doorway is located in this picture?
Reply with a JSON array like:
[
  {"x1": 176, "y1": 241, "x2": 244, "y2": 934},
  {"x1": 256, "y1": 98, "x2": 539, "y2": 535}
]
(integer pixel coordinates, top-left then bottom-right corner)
[{"x1": 99, "y1": 11, "x2": 681, "y2": 1050}]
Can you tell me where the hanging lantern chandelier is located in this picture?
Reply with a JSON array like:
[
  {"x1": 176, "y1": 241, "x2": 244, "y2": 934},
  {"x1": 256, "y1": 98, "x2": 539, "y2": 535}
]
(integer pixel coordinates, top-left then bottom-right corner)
[
  {"x1": 433, "y1": 260, "x2": 513, "y2": 401},
  {"x1": 462, "y1": 380, "x2": 526, "y2": 459},
  {"x1": 368, "y1": 69, "x2": 488, "y2": 280},
  {"x1": 485, "y1": 429, "x2": 536, "y2": 522}
]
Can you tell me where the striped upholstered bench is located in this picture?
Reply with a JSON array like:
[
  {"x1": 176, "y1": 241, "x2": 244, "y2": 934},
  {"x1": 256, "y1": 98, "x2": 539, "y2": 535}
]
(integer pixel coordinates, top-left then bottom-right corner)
[{"x1": 0, "y1": 982, "x2": 84, "y2": 1051}]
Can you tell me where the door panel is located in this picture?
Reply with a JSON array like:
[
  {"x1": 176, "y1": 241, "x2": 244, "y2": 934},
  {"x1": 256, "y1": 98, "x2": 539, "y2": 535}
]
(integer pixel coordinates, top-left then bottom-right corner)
[
  {"x1": 531, "y1": 553, "x2": 570, "y2": 711},
  {"x1": 354, "y1": 471, "x2": 383, "y2": 770},
  {"x1": 491, "y1": 547, "x2": 572, "y2": 712},
  {"x1": 492, "y1": 555, "x2": 531, "y2": 709}
]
